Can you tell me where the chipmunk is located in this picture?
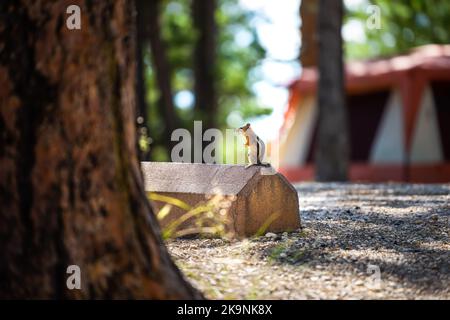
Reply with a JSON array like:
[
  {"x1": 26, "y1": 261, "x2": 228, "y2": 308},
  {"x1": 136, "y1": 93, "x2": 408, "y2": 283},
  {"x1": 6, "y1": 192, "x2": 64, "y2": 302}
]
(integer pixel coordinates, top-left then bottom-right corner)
[{"x1": 236, "y1": 123, "x2": 271, "y2": 169}]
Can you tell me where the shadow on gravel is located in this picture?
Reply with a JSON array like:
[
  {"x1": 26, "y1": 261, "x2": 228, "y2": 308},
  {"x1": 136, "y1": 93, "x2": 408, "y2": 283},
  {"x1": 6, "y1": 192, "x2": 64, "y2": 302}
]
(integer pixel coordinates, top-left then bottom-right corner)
[{"x1": 260, "y1": 183, "x2": 450, "y2": 294}]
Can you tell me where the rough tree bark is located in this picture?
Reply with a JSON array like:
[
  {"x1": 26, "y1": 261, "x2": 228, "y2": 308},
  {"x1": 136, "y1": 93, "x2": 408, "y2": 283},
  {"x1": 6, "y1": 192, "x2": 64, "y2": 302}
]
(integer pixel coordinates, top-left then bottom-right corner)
[
  {"x1": 0, "y1": 0, "x2": 202, "y2": 299},
  {"x1": 299, "y1": 0, "x2": 319, "y2": 67},
  {"x1": 315, "y1": 0, "x2": 350, "y2": 181},
  {"x1": 192, "y1": 0, "x2": 217, "y2": 129}
]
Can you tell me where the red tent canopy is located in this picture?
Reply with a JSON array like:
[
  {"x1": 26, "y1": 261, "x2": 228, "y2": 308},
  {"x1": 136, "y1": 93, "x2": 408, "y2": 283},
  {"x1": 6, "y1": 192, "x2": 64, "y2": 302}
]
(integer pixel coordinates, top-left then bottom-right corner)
[{"x1": 284, "y1": 45, "x2": 450, "y2": 150}]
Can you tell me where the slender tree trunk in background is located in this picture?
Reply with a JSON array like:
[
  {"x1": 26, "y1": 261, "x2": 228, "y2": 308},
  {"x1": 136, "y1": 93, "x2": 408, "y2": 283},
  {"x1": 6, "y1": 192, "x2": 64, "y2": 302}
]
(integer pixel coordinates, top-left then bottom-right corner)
[
  {"x1": 147, "y1": 0, "x2": 178, "y2": 151},
  {"x1": 299, "y1": 0, "x2": 319, "y2": 67},
  {"x1": 136, "y1": 0, "x2": 151, "y2": 161},
  {"x1": 0, "y1": 0, "x2": 201, "y2": 299},
  {"x1": 315, "y1": 0, "x2": 349, "y2": 181},
  {"x1": 193, "y1": 0, "x2": 217, "y2": 129}
]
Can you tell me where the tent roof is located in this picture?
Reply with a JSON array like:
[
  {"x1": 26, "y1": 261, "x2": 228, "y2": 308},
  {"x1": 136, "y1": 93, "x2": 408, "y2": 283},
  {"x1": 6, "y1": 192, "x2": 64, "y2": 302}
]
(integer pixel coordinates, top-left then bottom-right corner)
[
  {"x1": 289, "y1": 45, "x2": 450, "y2": 95},
  {"x1": 283, "y1": 45, "x2": 450, "y2": 151}
]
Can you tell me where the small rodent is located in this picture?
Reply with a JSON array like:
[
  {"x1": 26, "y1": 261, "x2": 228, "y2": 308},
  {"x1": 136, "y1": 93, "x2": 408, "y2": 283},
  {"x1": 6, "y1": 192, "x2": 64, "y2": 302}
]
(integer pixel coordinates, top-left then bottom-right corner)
[{"x1": 236, "y1": 123, "x2": 271, "y2": 169}]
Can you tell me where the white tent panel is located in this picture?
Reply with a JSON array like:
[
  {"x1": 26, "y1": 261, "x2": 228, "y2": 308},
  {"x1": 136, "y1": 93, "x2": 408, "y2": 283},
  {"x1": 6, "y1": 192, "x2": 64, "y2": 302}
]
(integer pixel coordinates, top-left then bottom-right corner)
[
  {"x1": 370, "y1": 90, "x2": 406, "y2": 164},
  {"x1": 280, "y1": 96, "x2": 317, "y2": 166},
  {"x1": 410, "y1": 86, "x2": 444, "y2": 164}
]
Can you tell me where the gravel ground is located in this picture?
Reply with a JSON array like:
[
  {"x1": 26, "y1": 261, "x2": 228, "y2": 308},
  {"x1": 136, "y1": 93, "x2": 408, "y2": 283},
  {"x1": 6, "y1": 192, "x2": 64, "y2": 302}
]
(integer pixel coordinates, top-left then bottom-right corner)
[{"x1": 166, "y1": 183, "x2": 450, "y2": 299}]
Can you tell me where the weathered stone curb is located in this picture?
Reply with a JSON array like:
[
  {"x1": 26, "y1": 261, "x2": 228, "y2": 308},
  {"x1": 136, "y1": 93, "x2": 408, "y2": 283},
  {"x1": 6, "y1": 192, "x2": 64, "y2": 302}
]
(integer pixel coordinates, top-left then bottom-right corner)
[{"x1": 141, "y1": 162, "x2": 301, "y2": 237}]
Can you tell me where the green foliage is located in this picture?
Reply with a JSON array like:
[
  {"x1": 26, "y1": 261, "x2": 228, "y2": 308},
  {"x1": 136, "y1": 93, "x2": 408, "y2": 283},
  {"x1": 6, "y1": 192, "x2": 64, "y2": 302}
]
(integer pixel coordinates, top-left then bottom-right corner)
[
  {"x1": 345, "y1": 0, "x2": 450, "y2": 59},
  {"x1": 149, "y1": 192, "x2": 235, "y2": 239},
  {"x1": 145, "y1": 0, "x2": 271, "y2": 159},
  {"x1": 254, "y1": 212, "x2": 281, "y2": 237},
  {"x1": 138, "y1": 124, "x2": 152, "y2": 154},
  {"x1": 268, "y1": 241, "x2": 308, "y2": 264},
  {"x1": 149, "y1": 192, "x2": 283, "y2": 240},
  {"x1": 215, "y1": 0, "x2": 271, "y2": 126}
]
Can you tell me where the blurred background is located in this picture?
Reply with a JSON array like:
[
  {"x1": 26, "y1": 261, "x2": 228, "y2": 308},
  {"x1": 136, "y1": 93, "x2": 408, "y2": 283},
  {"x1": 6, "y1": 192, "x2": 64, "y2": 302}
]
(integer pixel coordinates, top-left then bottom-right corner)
[{"x1": 136, "y1": 0, "x2": 450, "y2": 183}]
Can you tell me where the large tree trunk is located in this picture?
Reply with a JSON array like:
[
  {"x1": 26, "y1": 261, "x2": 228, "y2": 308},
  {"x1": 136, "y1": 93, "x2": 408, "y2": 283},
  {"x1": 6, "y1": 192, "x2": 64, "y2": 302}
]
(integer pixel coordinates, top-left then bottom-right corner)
[
  {"x1": 147, "y1": 0, "x2": 178, "y2": 151},
  {"x1": 315, "y1": 0, "x2": 349, "y2": 181},
  {"x1": 192, "y1": 0, "x2": 217, "y2": 129},
  {"x1": 0, "y1": 0, "x2": 201, "y2": 299},
  {"x1": 299, "y1": 0, "x2": 319, "y2": 67}
]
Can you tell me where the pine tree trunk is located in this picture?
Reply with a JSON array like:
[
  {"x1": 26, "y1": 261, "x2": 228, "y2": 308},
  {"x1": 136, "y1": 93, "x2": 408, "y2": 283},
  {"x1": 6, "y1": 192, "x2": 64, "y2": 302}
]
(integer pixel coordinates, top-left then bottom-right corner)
[
  {"x1": 299, "y1": 0, "x2": 319, "y2": 67},
  {"x1": 193, "y1": 0, "x2": 217, "y2": 129},
  {"x1": 136, "y1": 0, "x2": 151, "y2": 161},
  {"x1": 147, "y1": 0, "x2": 179, "y2": 150},
  {"x1": 315, "y1": 0, "x2": 350, "y2": 181},
  {"x1": 0, "y1": 0, "x2": 202, "y2": 299}
]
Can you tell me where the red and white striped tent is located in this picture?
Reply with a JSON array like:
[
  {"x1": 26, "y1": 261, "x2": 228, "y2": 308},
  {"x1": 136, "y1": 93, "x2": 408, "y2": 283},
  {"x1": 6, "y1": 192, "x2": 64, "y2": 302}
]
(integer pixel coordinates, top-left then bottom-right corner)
[{"x1": 279, "y1": 45, "x2": 450, "y2": 183}]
